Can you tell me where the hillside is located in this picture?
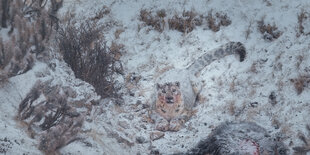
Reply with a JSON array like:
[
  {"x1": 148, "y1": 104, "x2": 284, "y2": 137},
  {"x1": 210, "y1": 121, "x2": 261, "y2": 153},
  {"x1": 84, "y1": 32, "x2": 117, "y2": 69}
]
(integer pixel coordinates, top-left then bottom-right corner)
[{"x1": 0, "y1": 0, "x2": 310, "y2": 154}]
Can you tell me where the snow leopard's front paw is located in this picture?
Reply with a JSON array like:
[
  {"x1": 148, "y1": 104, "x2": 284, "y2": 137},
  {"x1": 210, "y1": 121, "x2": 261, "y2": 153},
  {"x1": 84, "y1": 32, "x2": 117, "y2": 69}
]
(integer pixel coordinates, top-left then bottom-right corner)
[
  {"x1": 169, "y1": 118, "x2": 185, "y2": 132},
  {"x1": 156, "y1": 118, "x2": 169, "y2": 131}
]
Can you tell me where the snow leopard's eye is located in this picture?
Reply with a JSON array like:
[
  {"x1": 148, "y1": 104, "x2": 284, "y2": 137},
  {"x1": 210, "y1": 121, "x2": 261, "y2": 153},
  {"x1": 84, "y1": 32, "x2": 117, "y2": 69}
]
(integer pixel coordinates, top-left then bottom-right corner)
[
  {"x1": 162, "y1": 90, "x2": 166, "y2": 93},
  {"x1": 172, "y1": 89, "x2": 176, "y2": 92}
]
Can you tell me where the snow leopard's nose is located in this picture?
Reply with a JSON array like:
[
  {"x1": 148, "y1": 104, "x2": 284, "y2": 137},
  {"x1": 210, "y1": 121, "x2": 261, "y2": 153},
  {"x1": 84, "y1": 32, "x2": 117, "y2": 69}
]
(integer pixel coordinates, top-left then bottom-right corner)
[{"x1": 166, "y1": 96, "x2": 174, "y2": 104}]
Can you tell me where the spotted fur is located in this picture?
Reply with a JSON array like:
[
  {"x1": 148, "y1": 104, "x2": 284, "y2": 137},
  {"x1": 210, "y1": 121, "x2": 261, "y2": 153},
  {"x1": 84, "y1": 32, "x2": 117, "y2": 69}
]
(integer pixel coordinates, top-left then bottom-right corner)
[
  {"x1": 156, "y1": 82, "x2": 185, "y2": 121},
  {"x1": 150, "y1": 42, "x2": 246, "y2": 132}
]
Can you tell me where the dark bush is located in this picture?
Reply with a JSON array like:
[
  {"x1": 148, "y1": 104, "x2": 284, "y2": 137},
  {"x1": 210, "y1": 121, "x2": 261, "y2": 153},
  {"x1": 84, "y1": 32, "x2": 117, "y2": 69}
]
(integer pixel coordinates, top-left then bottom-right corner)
[
  {"x1": 18, "y1": 81, "x2": 84, "y2": 154},
  {"x1": 0, "y1": 0, "x2": 62, "y2": 80},
  {"x1": 58, "y1": 20, "x2": 123, "y2": 99}
]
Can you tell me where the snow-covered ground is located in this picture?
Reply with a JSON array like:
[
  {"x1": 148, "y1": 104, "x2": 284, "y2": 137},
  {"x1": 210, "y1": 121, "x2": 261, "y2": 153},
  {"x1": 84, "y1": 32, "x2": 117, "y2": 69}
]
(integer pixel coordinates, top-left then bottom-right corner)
[{"x1": 1, "y1": 0, "x2": 310, "y2": 154}]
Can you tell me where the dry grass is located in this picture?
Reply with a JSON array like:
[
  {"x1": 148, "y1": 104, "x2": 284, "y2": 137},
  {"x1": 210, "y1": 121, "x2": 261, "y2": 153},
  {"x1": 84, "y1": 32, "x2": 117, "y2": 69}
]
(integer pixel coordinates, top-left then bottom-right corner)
[
  {"x1": 114, "y1": 28, "x2": 124, "y2": 39},
  {"x1": 90, "y1": 5, "x2": 110, "y2": 21},
  {"x1": 140, "y1": 9, "x2": 165, "y2": 32},
  {"x1": 110, "y1": 41, "x2": 125, "y2": 61},
  {"x1": 139, "y1": 9, "x2": 231, "y2": 34},
  {"x1": 229, "y1": 77, "x2": 237, "y2": 92},
  {"x1": 297, "y1": 11, "x2": 310, "y2": 37},
  {"x1": 293, "y1": 125, "x2": 310, "y2": 155},
  {"x1": 227, "y1": 100, "x2": 236, "y2": 116},
  {"x1": 168, "y1": 10, "x2": 203, "y2": 34},
  {"x1": 257, "y1": 18, "x2": 282, "y2": 41},
  {"x1": 250, "y1": 62, "x2": 258, "y2": 73},
  {"x1": 206, "y1": 11, "x2": 231, "y2": 32},
  {"x1": 0, "y1": 0, "x2": 62, "y2": 83},
  {"x1": 296, "y1": 55, "x2": 304, "y2": 69},
  {"x1": 17, "y1": 81, "x2": 84, "y2": 154},
  {"x1": 290, "y1": 75, "x2": 310, "y2": 95}
]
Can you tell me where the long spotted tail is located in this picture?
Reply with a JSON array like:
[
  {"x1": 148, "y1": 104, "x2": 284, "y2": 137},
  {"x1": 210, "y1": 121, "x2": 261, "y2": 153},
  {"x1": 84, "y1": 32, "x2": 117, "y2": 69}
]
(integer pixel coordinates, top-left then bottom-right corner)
[{"x1": 187, "y1": 42, "x2": 246, "y2": 75}]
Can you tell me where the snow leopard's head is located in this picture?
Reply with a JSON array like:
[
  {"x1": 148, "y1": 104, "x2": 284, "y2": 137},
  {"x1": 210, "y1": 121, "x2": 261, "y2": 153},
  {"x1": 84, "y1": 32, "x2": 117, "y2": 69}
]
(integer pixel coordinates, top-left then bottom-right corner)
[{"x1": 156, "y1": 82, "x2": 181, "y2": 105}]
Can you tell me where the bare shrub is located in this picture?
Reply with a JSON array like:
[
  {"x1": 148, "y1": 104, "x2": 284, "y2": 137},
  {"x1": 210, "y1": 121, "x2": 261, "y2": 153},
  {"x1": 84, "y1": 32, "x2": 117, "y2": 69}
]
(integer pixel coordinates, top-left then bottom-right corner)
[
  {"x1": 58, "y1": 20, "x2": 123, "y2": 100},
  {"x1": 257, "y1": 18, "x2": 282, "y2": 41},
  {"x1": 0, "y1": 0, "x2": 62, "y2": 81},
  {"x1": 297, "y1": 11, "x2": 310, "y2": 37},
  {"x1": 91, "y1": 5, "x2": 110, "y2": 21},
  {"x1": 17, "y1": 81, "x2": 84, "y2": 154},
  {"x1": 168, "y1": 10, "x2": 203, "y2": 34},
  {"x1": 290, "y1": 75, "x2": 310, "y2": 95},
  {"x1": 293, "y1": 125, "x2": 310, "y2": 155},
  {"x1": 206, "y1": 11, "x2": 231, "y2": 32},
  {"x1": 139, "y1": 9, "x2": 231, "y2": 34},
  {"x1": 39, "y1": 116, "x2": 83, "y2": 154},
  {"x1": 139, "y1": 9, "x2": 165, "y2": 32}
]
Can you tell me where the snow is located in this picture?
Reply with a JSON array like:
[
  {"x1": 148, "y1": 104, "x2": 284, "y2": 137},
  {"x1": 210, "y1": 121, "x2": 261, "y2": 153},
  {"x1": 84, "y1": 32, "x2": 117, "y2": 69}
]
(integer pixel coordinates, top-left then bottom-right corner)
[{"x1": 1, "y1": 0, "x2": 310, "y2": 154}]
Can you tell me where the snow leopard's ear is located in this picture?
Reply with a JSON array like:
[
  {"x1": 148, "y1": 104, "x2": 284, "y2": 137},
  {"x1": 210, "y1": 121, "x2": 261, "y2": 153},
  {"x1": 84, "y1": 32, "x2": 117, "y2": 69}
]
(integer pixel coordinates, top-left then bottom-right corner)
[
  {"x1": 156, "y1": 83, "x2": 162, "y2": 90},
  {"x1": 175, "y1": 81, "x2": 180, "y2": 88}
]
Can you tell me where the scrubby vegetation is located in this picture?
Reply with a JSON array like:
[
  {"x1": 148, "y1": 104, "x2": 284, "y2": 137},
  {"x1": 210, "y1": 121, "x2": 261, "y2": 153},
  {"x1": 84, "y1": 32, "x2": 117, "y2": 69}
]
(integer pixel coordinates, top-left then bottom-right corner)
[
  {"x1": 293, "y1": 125, "x2": 310, "y2": 154},
  {"x1": 206, "y1": 11, "x2": 231, "y2": 32},
  {"x1": 168, "y1": 10, "x2": 203, "y2": 33},
  {"x1": 290, "y1": 75, "x2": 310, "y2": 95},
  {"x1": 18, "y1": 81, "x2": 85, "y2": 154},
  {"x1": 297, "y1": 11, "x2": 310, "y2": 36},
  {"x1": 1, "y1": 1, "x2": 124, "y2": 154},
  {"x1": 57, "y1": 19, "x2": 123, "y2": 100},
  {"x1": 139, "y1": 9, "x2": 231, "y2": 34},
  {"x1": 257, "y1": 17, "x2": 282, "y2": 41},
  {"x1": 0, "y1": 0, "x2": 62, "y2": 82}
]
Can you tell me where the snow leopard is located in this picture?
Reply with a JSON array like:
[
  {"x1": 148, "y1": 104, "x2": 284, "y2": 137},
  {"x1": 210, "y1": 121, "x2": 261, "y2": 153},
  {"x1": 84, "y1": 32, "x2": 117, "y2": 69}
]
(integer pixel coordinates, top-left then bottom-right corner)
[{"x1": 149, "y1": 42, "x2": 246, "y2": 132}]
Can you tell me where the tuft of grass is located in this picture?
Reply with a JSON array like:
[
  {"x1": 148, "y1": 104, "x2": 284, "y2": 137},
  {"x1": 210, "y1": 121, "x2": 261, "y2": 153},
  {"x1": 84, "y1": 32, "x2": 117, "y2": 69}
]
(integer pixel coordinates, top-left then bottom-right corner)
[
  {"x1": 257, "y1": 18, "x2": 282, "y2": 41},
  {"x1": 297, "y1": 11, "x2": 310, "y2": 37},
  {"x1": 206, "y1": 11, "x2": 231, "y2": 32},
  {"x1": 168, "y1": 10, "x2": 203, "y2": 34},
  {"x1": 293, "y1": 125, "x2": 310, "y2": 155},
  {"x1": 139, "y1": 9, "x2": 231, "y2": 34},
  {"x1": 139, "y1": 9, "x2": 165, "y2": 32},
  {"x1": 290, "y1": 75, "x2": 310, "y2": 95}
]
